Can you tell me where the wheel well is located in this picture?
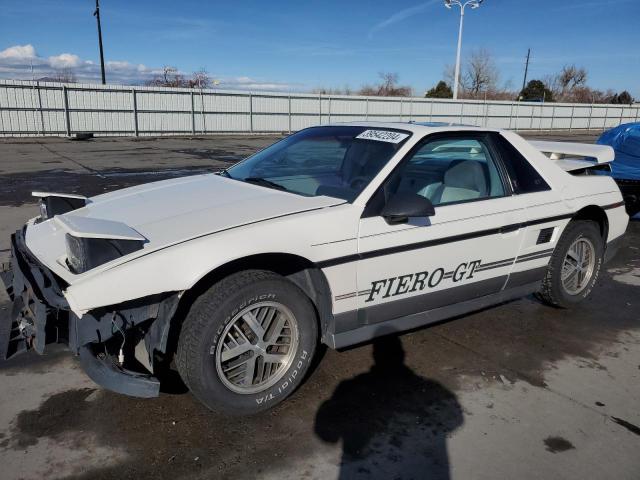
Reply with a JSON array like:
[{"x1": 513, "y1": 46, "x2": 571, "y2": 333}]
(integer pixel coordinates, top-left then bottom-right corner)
[
  {"x1": 572, "y1": 205, "x2": 608, "y2": 240},
  {"x1": 186, "y1": 253, "x2": 333, "y2": 335}
]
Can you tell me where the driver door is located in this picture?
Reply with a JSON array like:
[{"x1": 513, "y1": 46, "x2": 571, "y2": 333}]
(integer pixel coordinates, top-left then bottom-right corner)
[{"x1": 356, "y1": 132, "x2": 527, "y2": 325}]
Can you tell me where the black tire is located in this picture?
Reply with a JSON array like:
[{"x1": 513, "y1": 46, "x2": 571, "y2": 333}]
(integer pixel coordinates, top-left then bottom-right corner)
[
  {"x1": 538, "y1": 220, "x2": 604, "y2": 308},
  {"x1": 176, "y1": 270, "x2": 317, "y2": 415}
]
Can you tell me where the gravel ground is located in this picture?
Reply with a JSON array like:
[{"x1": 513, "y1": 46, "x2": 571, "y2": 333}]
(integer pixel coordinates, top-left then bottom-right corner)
[{"x1": 0, "y1": 131, "x2": 638, "y2": 480}]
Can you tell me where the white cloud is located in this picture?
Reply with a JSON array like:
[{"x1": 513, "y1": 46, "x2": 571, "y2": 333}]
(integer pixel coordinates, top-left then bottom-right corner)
[
  {"x1": 221, "y1": 76, "x2": 299, "y2": 91},
  {"x1": 0, "y1": 44, "x2": 303, "y2": 91},
  {"x1": 48, "y1": 53, "x2": 81, "y2": 69},
  {"x1": 369, "y1": 1, "x2": 440, "y2": 38},
  {"x1": 0, "y1": 44, "x2": 37, "y2": 61}
]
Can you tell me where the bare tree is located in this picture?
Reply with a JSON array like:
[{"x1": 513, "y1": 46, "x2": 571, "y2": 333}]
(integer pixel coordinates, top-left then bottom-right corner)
[
  {"x1": 49, "y1": 68, "x2": 77, "y2": 83},
  {"x1": 189, "y1": 69, "x2": 211, "y2": 89},
  {"x1": 462, "y1": 49, "x2": 499, "y2": 98},
  {"x1": 146, "y1": 65, "x2": 189, "y2": 87},
  {"x1": 311, "y1": 86, "x2": 354, "y2": 95},
  {"x1": 558, "y1": 65, "x2": 587, "y2": 97},
  {"x1": 358, "y1": 72, "x2": 412, "y2": 97}
]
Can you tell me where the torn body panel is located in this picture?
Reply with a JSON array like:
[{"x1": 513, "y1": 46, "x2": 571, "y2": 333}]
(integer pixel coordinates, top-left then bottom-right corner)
[{"x1": 0, "y1": 229, "x2": 181, "y2": 398}]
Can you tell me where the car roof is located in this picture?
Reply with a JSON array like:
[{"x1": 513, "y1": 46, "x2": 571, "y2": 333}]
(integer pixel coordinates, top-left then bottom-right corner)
[{"x1": 321, "y1": 121, "x2": 503, "y2": 136}]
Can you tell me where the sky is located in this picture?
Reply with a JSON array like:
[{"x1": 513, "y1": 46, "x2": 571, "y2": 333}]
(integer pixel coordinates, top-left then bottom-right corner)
[{"x1": 0, "y1": 0, "x2": 639, "y2": 96}]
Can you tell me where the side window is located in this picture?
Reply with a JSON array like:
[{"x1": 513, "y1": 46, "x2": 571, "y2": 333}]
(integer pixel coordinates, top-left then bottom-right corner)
[
  {"x1": 390, "y1": 137, "x2": 505, "y2": 206},
  {"x1": 493, "y1": 134, "x2": 550, "y2": 193}
]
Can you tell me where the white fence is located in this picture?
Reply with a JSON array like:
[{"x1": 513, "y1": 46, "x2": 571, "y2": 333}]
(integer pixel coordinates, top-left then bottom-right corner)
[{"x1": 1, "y1": 79, "x2": 638, "y2": 137}]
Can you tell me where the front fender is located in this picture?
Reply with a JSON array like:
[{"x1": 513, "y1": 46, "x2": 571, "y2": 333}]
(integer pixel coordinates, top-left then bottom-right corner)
[{"x1": 64, "y1": 205, "x2": 359, "y2": 316}]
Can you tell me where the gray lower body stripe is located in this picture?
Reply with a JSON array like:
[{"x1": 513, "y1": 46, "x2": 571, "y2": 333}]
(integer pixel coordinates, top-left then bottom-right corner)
[
  {"x1": 518, "y1": 248, "x2": 554, "y2": 259},
  {"x1": 515, "y1": 252, "x2": 553, "y2": 264},
  {"x1": 335, "y1": 292, "x2": 356, "y2": 301}
]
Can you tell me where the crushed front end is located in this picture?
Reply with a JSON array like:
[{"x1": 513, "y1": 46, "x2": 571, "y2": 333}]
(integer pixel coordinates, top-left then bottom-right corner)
[{"x1": 0, "y1": 228, "x2": 180, "y2": 398}]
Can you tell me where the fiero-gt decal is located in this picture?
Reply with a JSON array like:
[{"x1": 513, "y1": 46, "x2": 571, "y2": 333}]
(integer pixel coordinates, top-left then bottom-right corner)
[
  {"x1": 334, "y1": 248, "x2": 557, "y2": 303},
  {"x1": 364, "y1": 259, "x2": 481, "y2": 303}
]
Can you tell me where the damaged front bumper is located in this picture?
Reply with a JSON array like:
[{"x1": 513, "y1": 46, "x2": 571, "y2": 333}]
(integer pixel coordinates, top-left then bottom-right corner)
[{"x1": 0, "y1": 229, "x2": 180, "y2": 398}]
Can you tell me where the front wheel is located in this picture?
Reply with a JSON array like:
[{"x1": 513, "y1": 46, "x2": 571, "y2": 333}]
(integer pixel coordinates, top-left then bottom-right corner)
[
  {"x1": 176, "y1": 270, "x2": 318, "y2": 414},
  {"x1": 538, "y1": 220, "x2": 604, "y2": 308}
]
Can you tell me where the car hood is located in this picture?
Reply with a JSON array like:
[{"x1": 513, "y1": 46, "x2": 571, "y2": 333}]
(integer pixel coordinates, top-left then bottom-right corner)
[
  {"x1": 25, "y1": 174, "x2": 344, "y2": 278},
  {"x1": 73, "y1": 174, "x2": 343, "y2": 244}
]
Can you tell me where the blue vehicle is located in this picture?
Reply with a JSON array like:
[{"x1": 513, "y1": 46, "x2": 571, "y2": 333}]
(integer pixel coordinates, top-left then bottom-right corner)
[{"x1": 597, "y1": 122, "x2": 640, "y2": 217}]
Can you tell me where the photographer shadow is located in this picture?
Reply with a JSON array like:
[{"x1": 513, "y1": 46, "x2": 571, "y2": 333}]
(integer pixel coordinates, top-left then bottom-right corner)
[{"x1": 314, "y1": 331, "x2": 463, "y2": 480}]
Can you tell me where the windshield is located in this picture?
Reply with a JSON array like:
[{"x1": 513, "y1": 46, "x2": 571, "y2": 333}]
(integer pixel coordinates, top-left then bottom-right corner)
[{"x1": 226, "y1": 126, "x2": 412, "y2": 201}]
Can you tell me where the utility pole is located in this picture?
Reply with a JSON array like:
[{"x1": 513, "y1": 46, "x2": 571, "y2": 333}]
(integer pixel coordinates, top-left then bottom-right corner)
[
  {"x1": 94, "y1": 0, "x2": 106, "y2": 84},
  {"x1": 521, "y1": 48, "x2": 531, "y2": 93}
]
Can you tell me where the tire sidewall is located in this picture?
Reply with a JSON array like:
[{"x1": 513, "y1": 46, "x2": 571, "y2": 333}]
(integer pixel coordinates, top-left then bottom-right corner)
[
  {"x1": 191, "y1": 276, "x2": 317, "y2": 414},
  {"x1": 552, "y1": 222, "x2": 603, "y2": 305}
]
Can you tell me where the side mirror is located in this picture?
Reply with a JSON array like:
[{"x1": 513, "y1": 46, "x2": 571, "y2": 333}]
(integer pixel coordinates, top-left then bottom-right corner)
[{"x1": 381, "y1": 193, "x2": 435, "y2": 225}]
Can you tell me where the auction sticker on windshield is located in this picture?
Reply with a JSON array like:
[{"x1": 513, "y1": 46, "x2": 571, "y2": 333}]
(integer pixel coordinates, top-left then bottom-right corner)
[{"x1": 356, "y1": 130, "x2": 410, "y2": 143}]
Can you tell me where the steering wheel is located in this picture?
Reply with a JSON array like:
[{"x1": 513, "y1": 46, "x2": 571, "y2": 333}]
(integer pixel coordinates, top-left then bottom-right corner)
[{"x1": 349, "y1": 176, "x2": 370, "y2": 190}]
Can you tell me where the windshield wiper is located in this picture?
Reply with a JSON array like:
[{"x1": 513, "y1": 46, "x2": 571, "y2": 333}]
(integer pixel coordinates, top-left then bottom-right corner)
[
  {"x1": 217, "y1": 169, "x2": 233, "y2": 178},
  {"x1": 243, "y1": 177, "x2": 287, "y2": 191}
]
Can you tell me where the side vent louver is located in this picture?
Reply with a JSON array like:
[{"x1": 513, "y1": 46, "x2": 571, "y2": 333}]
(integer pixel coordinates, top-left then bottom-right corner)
[{"x1": 537, "y1": 227, "x2": 554, "y2": 245}]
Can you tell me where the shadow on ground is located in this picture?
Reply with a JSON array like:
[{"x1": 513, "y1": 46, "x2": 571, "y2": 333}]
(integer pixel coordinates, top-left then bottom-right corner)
[{"x1": 314, "y1": 333, "x2": 462, "y2": 480}]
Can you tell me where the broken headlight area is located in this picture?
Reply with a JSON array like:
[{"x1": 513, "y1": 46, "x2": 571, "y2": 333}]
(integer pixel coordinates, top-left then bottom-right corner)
[
  {"x1": 65, "y1": 233, "x2": 144, "y2": 274},
  {"x1": 35, "y1": 194, "x2": 87, "y2": 222},
  {"x1": 1, "y1": 229, "x2": 181, "y2": 398}
]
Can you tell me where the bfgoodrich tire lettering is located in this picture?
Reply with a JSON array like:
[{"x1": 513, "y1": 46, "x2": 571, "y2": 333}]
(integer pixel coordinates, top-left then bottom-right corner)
[
  {"x1": 176, "y1": 270, "x2": 317, "y2": 414},
  {"x1": 538, "y1": 220, "x2": 604, "y2": 308}
]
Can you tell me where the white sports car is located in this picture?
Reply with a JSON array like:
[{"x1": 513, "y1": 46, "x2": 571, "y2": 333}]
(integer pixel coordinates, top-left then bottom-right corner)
[{"x1": 0, "y1": 123, "x2": 628, "y2": 414}]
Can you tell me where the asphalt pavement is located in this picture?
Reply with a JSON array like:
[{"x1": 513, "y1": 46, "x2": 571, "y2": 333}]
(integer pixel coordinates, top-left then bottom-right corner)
[{"x1": 0, "y1": 131, "x2": 638, "y2": 480}]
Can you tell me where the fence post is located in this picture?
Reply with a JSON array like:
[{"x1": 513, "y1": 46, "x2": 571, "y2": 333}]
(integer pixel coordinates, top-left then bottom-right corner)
[
  {"x1": 62, "y1": 85, "x2": 71, "y2": 136},
  {"x1": 249, "y1": 92, "x2": 253, "y2": 133},
  {"x1": 619, "y1": 106, "x2": 624, "y2": 125},
  {"x1": 483, "y1": 96, "x2": 488, "y2": 127},
  {"x1": 365, "y1": 97, "x2": 369, "y2": 121},
  {"x1": 508, "y1": 101, "x2": 514, "y2": 129},
  {"x1": 200, "y1": 89, "x2": 206, "y2": 134},
  {"x1": 569, "y1": 105, "x2": 574, "y2": 132},
  {"x1": 288, "y1": 94, "x2": 292, "y2": 133},
  {"x1": 635, "y1": 106, "x2": 639, "y2": 123},
  {"x1": 550, "y1": 105, "x2": 555, "y2": 130},
  {"x1": 400, "y1": 98, "x2": 404, "y2": 122},
  {"x1": 529, "y1": 103, "x2": 534, "y2": 130},
  {"x1": 603, "y1": 106, "x2": 608, "y2": 130},
  {"x1": 587, "y1": 104, "x2": 593, "y2": 131},
  {"x1": 190, "y1": 91, "x2": 196, "y2": 135},
  {"x1": 131, "y1": 88, "x2": 139, "y2": 136},
  {"x1": 409, "y1": 98, "x2": 413, "y2": 122},
  {"x1": 35, "y1": 81, "x2": 45, "y2": 135},
  {"x1": 328, "y1": 95, "x2": 332, "y2": 124},
  {"x1": 318, "y1": 94, "x2": 322, "y2": 125},
  {"x1": 459, "y1": 101, "x2": 464, "y2": 124},
  {"x1": 428, "y1": 100, "x2": 433, "y2": 122}
]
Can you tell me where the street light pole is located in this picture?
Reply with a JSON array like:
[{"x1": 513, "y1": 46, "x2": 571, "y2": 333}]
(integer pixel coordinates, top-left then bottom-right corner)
[
  {"x1": 444, "y1": 0, "x2": 483, "y2": 100},
  {"x1": 94, "y1": 0, "x2": 106, "y2": 84}
]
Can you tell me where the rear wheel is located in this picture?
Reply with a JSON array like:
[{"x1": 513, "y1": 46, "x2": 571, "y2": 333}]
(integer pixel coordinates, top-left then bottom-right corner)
[
  {"x1": 176, "y1": 270, "x2": 317, "y2": 414},
  {"x1": 538, "y1": 220, "x2": 604, "y2": 308}
]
